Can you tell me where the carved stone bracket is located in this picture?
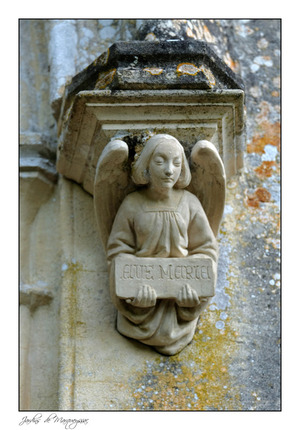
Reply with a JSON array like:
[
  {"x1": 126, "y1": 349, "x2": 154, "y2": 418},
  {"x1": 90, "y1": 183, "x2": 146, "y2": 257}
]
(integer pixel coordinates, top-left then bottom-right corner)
[
  {"x1": 57, "y1": 88, "x2": 244, "y2": 194},
  {"x1": 20, "y1": 132, "x2": 58, "y2": 184},
  {"x1": 20, "y1": 283, "x2": 53, "y2": 313},
  {"x1": 56, "y1": 40, "x2": 244, "y2": 190},
  {"x1": 55, "y1": 39, "x2": 245, "y2": 356}
]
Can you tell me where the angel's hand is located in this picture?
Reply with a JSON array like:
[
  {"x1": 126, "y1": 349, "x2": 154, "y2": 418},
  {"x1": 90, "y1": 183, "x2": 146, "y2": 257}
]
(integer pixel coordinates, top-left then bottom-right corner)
[
  {"x1": 126, "y1": 285, "x2": 157, "y2": 308},
  {"x1": 176, "y1": 284, "x2": 200, "y2": 308}
]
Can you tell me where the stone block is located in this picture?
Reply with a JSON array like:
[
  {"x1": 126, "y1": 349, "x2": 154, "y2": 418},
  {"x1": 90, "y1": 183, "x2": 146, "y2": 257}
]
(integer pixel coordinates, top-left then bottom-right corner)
[{"x1": 115, "y1": 255, "x2": 214, "y2": 299}]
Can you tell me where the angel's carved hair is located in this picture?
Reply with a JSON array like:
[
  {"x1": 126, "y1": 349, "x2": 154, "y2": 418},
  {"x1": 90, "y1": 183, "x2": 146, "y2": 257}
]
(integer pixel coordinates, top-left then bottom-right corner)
[{"x1": 131, "y1": 134, "x2": 191, "y2": 188}]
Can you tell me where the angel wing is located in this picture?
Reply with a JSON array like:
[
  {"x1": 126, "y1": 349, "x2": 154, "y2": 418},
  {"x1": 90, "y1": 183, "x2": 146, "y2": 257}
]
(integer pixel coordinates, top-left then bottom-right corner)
[
  {"x1": 94, "y1": 139, "x2": 135, "y2": 249},
  {"x1": 187, "y1": 140, "x2": 226, "y2": 237}
]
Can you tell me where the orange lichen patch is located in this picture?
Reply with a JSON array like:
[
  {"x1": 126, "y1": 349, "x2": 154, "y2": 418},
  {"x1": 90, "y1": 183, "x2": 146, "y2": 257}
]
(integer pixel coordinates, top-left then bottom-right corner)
[
  {"x1": 223, "y1": 52, "x2": 240, "y2": 73},
  {"x1": 255, "y1": 187, "x2": 271, "y2": 202},
  {"x1": 143, "y1": 67, "x2": 164, "y2": 76},
  {"x1": 245, "y1": 194, "x2": 260, "y2": 208},
  {"x1": 203, "y1": 24, "x2": 216, "y2": 43},
  {"x1": 271, "y1": 91, "x2": 280, "y2": 97},
  {"x1": 276, "y1": 217, "x2": 280, "y2": 233},
  {"x1": 254, "y1": 161, "x2": 278, "y2": 179},
  {"x1": 95, "y1": 68, "x2": 116, "y2": 89},
  {"x1": 193, "y1": 25, "x2": 204, "y2": 40},
  {"x1": 262, "y1": 55, "x2": 272, "y2": 61},
  {"x1": 177, "y1": 62, "x2": 200, "y2": 76},
  {"x1": 247, "y1": 121, "x2": 280, "y2": 154},
  {"x1": 245, "y1": 187, "x2": 271, "y2": 208},
  {"x1": 184, "y1": 22, "x2": 204, "y2": 40},
  {"x1": 186, "y1": 27, "x2": 196, "y2": 39},
  {"x1": 176, "y1": 63, "x2": 216, "y2": 86}
]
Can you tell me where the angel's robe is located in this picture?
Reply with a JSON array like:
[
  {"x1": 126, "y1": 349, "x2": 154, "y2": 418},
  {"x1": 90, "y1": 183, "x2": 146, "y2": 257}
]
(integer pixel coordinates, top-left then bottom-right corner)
[{"x1": 107, "y1": 188, "x2": 218, "y2": 355}]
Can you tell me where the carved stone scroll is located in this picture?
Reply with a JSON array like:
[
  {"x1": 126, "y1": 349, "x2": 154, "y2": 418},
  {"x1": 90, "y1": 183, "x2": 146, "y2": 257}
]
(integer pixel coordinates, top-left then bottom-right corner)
[{"x1": 114, "y1": 256, "x2": 215, "y2": 300}]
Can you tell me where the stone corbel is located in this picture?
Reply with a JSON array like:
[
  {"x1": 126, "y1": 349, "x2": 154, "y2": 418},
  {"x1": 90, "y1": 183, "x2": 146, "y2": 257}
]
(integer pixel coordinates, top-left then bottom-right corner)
[
  {"x1": 55, "y1": 39, "x2": 245, "y2": 355},
  {"x1": 20, "y1": 132, "x2": 58, "y2": 185},
  {"x1": 56, "y1": 40, "x2": 245, "y2": 192},
  {"x1": 20, "y1": 283, "x2": 53, "y2": 313}
]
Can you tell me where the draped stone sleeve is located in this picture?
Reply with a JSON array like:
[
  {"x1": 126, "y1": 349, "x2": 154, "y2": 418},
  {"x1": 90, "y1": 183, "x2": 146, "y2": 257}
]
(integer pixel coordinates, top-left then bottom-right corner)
[
  {"x1": 106, "y1": 194, "x2": 137, "y2": 262},
  {"x1": 186, "y1": 192, "x2": 218, "y2": 262}
]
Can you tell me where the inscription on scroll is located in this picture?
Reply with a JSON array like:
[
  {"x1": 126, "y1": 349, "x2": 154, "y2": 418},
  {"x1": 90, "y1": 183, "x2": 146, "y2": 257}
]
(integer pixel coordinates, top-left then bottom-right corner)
[{"x1": 115, "y1": 255, "x2": 215, "y2": 299}]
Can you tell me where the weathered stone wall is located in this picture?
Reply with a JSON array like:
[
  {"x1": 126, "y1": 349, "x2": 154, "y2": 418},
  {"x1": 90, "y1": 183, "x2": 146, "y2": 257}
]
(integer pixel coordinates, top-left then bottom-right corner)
[{"x1": 20, "y1": 19, "x2": 280, "y2": 411}]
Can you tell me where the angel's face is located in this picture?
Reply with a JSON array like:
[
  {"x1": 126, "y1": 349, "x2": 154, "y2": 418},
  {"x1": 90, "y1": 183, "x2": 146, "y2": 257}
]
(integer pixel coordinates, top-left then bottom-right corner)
[{"x1": 148, "y1": 141, "x2": 182, "y2": 190}]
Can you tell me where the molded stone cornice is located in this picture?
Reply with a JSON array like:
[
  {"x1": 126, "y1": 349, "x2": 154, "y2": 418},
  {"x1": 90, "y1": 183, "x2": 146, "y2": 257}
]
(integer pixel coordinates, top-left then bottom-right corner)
[
  {"x1": 20, "y1": 283, "x2": 53, "y2": 313},
  {"x1": 58, "y1": 40, "x2": 244, "y2": 124},
  {"x1": 20, "y1": 132, "x2": 58, "y2": 183}
]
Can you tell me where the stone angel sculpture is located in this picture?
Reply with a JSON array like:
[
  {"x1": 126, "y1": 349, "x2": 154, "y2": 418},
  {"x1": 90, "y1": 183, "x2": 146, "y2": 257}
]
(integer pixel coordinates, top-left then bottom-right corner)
[{"x1": 94, "y1": 134, "x2": 226, "y2": 355}]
